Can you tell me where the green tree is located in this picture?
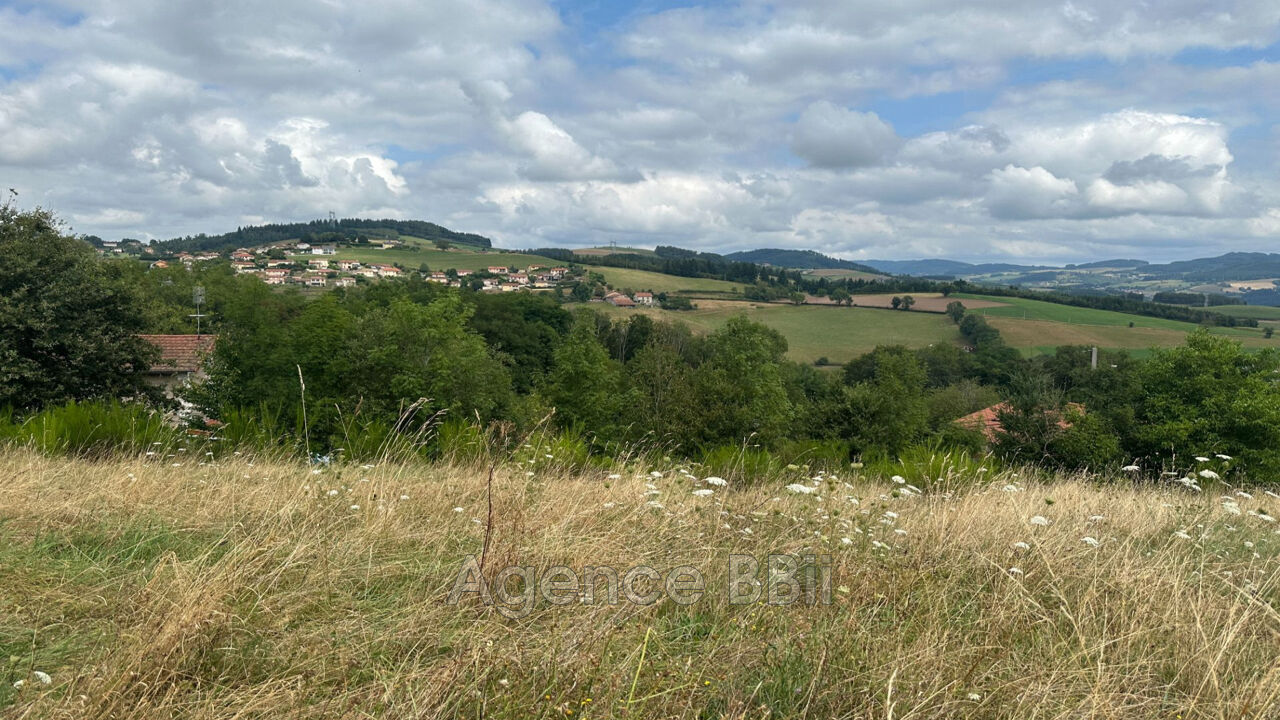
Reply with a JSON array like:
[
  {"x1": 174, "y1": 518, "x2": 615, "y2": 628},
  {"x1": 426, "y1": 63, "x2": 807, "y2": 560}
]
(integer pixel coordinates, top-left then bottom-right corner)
[
  {"x1": 841, "y1": 346, "x2": 929, "y2": 455},
  {"x1": 1130, "y1": 330, "x2": 1280, "y2": 476},
  {"x1": 0, "y1": 204, "x2": 156, "y2": 410},
  {"x1": 544, "y1": 313, "x2": 628, "y2": 438},
  {"x1": 693, "y1": 316, "x2": 793, "y2": 445},
  {"x1": 945, "y1": 300, "x2": 966, "y2": 324},
  {"x1": 900, "y1": 295, "x2": 916, "y2": 311}
]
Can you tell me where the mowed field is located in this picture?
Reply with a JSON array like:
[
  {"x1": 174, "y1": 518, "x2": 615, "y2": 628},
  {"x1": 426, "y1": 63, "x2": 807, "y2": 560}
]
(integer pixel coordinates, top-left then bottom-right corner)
[
  {"x1": 586, "y1": 299, "x2": 958, "y2": 364},
  {"x1": 585, "y1": 291, "x2": 1277, "y2": 364},
  {"x1": 331, "y1": 242, "x2": 561, "y2": 272},
  {"x1": 801, "y1": 268, "x2": 883, "y2": 281},
  {"x1": 956, "y1": 294, "x2": 1275, "y2": 355},
  {"x1": 592, "y1": 267, "x2": 746, "y2": 295},
  {"x1": 1201, "y1": 304, "x2": 1280, "y2": 322}
]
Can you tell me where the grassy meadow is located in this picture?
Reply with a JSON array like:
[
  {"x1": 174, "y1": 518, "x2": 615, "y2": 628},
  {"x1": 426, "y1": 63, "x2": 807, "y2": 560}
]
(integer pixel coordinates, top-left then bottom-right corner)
[
  {"x1": 591, "y1": 267, "x2": 746, "y2": 295},
  {"x1": 3, "y1": 449, "x2": 1279, "y2": 718},
  {"x1": 331, "y1": 240, "x2": 561, "y2": 272},
  {"x1": 959, "y1": 293, "x2": 1275, "y2": 355},
  {"x1": 586, "y1": 299, "x2": 958, "y2": 364}
]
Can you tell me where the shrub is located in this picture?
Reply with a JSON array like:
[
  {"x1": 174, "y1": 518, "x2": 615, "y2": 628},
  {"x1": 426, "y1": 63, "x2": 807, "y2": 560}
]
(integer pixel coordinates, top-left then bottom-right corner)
[{"x1": 0, "y1": 400, "x2": 182, "y2": 458}]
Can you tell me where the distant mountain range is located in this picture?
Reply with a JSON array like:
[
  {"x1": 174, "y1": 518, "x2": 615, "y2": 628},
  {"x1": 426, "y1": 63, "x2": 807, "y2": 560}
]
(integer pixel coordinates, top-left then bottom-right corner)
[
  {"x1": 860, "y1": 259, "x2": 1053, "y2": 276},
  {"x1": 859, "y1": 253, "x2": 1280, "y2": 283}
]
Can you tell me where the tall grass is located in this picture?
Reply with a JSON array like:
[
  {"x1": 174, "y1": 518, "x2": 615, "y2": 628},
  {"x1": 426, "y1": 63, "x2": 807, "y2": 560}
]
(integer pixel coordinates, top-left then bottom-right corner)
[
  {"x1": 2, "y1": 450, "x2": 1278, "y2": 718},
  {"x1": 0, "y1": 400, "x2": 183, "y2": 457}
]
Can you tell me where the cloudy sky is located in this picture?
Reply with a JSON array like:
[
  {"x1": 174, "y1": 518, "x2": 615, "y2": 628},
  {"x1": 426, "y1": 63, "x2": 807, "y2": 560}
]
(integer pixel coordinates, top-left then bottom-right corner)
[{"x1": 2, "y1": 0, "x2": 1279, "y2": 263}]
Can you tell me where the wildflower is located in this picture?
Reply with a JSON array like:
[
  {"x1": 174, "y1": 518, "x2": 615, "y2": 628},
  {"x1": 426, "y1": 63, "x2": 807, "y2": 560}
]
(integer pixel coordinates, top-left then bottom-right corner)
[
  {"x1": 871, "y1": 540, "x2": 890, "y2": 550},
  {"x1": 1081, "y1": 536, "x2": 1100, "y2": 547},
  {"x1": 1222, "y1": 501, "x2": 1242, "y2": 516},
  {"x1": 786, "y1": 483, "x2": 816, "y2": 495},
  {"x1": 883, "y1": 511, "x2": 899, "y2": 520},
  {"x1": 705, "y1": 476, "x2": 727, "y2": 487},
  {"x1": 1001, "y1": 484, "x2": 1020, "y2": 493},
  {"x1": 349, "y1": 504, "x2": 360, "y2": 511},
  {"x1": 646, "y1": 501, "x2": 665, "y2": 509},
  {"x1": 841, "y1": 537, "x2": 853, "y2": 545},
  {"x1": 498, "y1": 679, "x2": 509, "y2": 687},
  {"x1": 649, "y1": 471, "x2": 663, "y2": 478},
  {"x1": 644, "y1": 489, "x2": 661, "y2": 497},
  {"x1": 453, "y1": 507, "x2": 464, "y2": 513},
  {"x1": 1121, "y1": 465, "x2": 1140, "y2": 472},
  {"x1": 604, "y1": 502, "x2": 616, "y2": 508},
  {"x1": 894, "y1": 528, "x2": 907, "y2": 536},
  {"x1": 1029, "y1": 515, "x2": 1050, "y2": 527},
  {"x1": 607, "y1": 474, "x2": 621, "y2": 480},
  {"x1": 33, "y1": 671, "x2": 50, "y2": 685},
  {"x1": 1199, "y1": 469, "x2": 1220, "y2": 480},
  {"x1": 1008, "y1": 567, "x2": 1024, "y2": 575},
  {"x1": 1195, "y1": 456, "x2": 1211, "y2": 463},
  {"x1": 891, "y1": 475, "x2": 906, "y2": 484},
  {"x1": 1216, "y1": 454, "x2": 1233, "y2": 460},
  {"x1": 399, "y1": 495, "x2": 410, "y2": 501},
  {"x1": 1013, "y1": 541, "x2": 1030, "y2": 550},
  {"x1": 1259, "y1": 512, "x2": 1277, "y2": 523},
  {"x1": 967, "y1": 692, "x2": 982, "y2": 701},
  {"x1": 1173, "y1": 530, "x2": 1193, "y2": 540},
  {"x1": 327, "y1": 489, "x2": 339, "y2": 497},
  {"x1": 692, "y1": 489, "x2": 714, "y2": 497},
  {"x1": 1088, "y1": 515, "x2": 1104, "y2": 523},
  {"x1": 12, "y1": 680, "x2": 22, "y2": 689}
]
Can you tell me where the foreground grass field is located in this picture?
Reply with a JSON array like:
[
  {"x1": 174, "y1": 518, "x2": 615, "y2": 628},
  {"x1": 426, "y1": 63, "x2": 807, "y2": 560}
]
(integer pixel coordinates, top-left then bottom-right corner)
[{"x1": 3, "y1": 450, "x2": 1279, "y2": 718}]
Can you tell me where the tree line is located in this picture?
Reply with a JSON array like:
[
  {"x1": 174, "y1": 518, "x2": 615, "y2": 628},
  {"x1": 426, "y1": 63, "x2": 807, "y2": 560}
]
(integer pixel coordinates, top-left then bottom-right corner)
[{"x1": 6, "y1": 203, "x2": 1280, "y2": 478}]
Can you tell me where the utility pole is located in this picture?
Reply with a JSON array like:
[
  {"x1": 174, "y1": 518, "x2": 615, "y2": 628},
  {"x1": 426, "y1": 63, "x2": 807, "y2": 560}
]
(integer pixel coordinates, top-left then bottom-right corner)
[{"x1": 1090, "y1": 346, "x2": 1098, "y2": 371}]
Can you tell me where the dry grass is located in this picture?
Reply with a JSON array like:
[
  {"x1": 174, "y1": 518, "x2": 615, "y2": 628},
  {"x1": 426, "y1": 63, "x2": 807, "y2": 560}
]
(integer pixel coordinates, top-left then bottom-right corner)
[{"x1": 3, "y1": 450, "x2": 1280, "y2": 718}]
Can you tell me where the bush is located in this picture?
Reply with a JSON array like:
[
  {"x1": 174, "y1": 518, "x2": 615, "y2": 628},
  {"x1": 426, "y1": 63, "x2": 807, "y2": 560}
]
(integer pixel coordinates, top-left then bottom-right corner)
[{"x1": 0, "y1": 400, "x2": 182, "y2": 458}]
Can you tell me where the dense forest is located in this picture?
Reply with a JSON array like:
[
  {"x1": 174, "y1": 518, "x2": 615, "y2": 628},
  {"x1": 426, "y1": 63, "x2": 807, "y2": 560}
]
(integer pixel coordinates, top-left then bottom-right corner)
[{"x1": 146, "y1": 218, "x2": 493, "y2": 255}]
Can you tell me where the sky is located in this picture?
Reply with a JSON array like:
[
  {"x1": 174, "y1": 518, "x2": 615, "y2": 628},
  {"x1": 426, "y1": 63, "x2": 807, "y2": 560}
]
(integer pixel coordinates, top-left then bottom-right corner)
[{"x1": 1, "y1": 1, "x2": 1279, "y2": 263}]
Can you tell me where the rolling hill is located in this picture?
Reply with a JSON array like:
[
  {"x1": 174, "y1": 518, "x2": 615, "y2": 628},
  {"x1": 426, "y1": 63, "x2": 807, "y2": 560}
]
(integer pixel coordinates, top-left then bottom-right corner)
[{"x1": 722, "y1": 248, "x2": 881, "y2": 274}]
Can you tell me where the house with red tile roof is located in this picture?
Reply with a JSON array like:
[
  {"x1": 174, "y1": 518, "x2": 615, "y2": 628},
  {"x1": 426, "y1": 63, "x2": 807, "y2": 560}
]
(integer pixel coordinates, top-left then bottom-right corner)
[{"x1": 139, "y1": 334, "x2": 216, "y2": 393}]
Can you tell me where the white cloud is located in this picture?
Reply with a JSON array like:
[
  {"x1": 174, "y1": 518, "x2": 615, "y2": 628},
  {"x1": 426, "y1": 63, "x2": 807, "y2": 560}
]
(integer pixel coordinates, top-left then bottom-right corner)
[
  {"x1": 791, "y1": 101, "x2": 898, "y2": 168},
  {"x1": 0, "y1": 0, "x2": 1278, "y2": 261},
  {"x1": 986, "y1": 165, "x2": 1079, "y2": 219}
]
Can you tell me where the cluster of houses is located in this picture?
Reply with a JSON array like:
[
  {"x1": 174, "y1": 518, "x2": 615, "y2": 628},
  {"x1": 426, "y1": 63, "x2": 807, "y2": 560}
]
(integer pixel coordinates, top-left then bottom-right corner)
[
  {"x1": 145, "y1": 241, "x2": 576, "y2": 292},
  {"x1": 600, "y1": 291, "x2": 655, "y2": 308}
]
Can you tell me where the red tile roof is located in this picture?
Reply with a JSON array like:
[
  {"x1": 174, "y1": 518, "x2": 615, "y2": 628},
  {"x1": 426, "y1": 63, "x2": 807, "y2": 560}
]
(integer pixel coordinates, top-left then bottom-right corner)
[
  {"x1": 955, "y1": 402, "x2": 1083, "y2": 442},
  {"x1": 139, "y1": 334, "x2": 216, "y2": 374}
]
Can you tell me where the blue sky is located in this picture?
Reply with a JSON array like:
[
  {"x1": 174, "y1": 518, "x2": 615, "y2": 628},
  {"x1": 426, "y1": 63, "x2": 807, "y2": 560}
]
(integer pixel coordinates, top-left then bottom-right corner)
[{"x1": 1, "y1": 0, "x2": 1279, "y2": 262}]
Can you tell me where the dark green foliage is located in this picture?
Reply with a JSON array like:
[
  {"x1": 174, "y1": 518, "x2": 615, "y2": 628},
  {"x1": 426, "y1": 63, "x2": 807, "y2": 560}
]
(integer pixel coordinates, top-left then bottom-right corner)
[
  {"x1": 149, "y1": 218, "x2": 492, "y2": 255},
  {"x1": 0, "y1": 205, "x2": 157, "y2": 410},
  {"x1": 469, "y1": 292, "x2": 571, "y2": 392},
  {"x1": 1128, "y1": 330, "x2": 1280, "y2": 476},
  {"x1": 0, "y1": 400, "x2": 182, "y2": 457}
]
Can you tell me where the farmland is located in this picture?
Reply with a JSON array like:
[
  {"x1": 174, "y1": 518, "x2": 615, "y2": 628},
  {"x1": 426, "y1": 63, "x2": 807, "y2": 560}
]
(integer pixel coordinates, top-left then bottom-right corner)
[
  {"x1": 586, "y1": 291, "x2": 1277, "y2": 364},
  {"x1": 587, "y1": 299, "x2": 960, "y2": 364},
  {"x1": 330, "y1": 241, "x2": 560, "y2": 272},
  {"x1": 590, "y1": 266, "x2": 746, "y2": 295}
]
